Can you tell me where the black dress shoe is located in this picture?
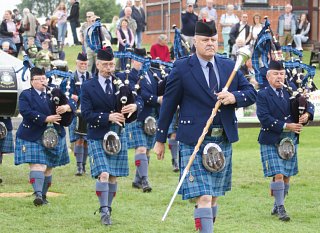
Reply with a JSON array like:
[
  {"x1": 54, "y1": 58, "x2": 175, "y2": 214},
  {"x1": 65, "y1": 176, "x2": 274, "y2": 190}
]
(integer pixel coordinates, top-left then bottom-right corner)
[
  {"x1": 75, "y1": 167, "x2": 83, "y2": 176},
  {"x1": 100, "y1": 207, "x2": 111, "y2": 225},
  {"x1": 278, "y1": 205, "x2": 290, "y2": 221},
  {"x1": 271, "y1": 202, "x2": 278, "y2": 215},
  {"x1": 141, "y1": 177, "x2": 152, "y2": 193},
  {"x1": 33, "y1": 193, "x2": 44, "y2": 206},
  {"x1": 0, "y1": 177, "x2": 2, "y2": 184},
  {"x1": 42, "y1": 195, "x2": 49, "y2": 205},
  {"x1": 132, "y1": 181, "x2": 142, "y2": 189}
]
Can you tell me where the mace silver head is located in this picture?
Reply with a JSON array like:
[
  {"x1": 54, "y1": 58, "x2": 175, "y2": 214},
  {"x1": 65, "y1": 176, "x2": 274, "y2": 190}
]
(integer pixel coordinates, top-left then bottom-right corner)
[{"x1": 234, "y1": 46, "x2": 252, "y2": 71}]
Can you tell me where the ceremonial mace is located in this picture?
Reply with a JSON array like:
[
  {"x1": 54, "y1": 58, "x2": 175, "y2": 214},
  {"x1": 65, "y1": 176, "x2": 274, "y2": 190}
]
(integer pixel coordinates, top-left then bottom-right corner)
[{"x1": 161, "y1": 46, "x2": 252, "y2": 221}]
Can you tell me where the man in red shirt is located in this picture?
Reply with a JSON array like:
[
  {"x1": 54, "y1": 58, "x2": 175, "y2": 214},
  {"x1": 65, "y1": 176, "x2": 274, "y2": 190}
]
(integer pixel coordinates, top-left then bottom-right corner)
[{"x1": 150, "y1": 34, "x2": 170, "y2": 62}]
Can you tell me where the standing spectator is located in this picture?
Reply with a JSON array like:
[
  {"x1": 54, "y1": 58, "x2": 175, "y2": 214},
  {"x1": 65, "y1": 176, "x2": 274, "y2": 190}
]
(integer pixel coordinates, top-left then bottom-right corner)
[
  {"x1": 109, "y1": 15, "x2": 119, "y2": 45},
  {"x1": 54, "y1": 2, "x2": 68, "y2": 50},
  {"x1": 150, "y1": 34, "x2": 170, "y2": 62},
  {"x1": 199, "y1": 0, "x2": 217, "y2": 22},
  {"x1": 229, "y1": 13, "x2": 251, "y2": 55},
  {"x1": 131, "y1": 0, "x2": 146, "y2": 48},
  {"x1": 293, "y1": 13, "x2": 310, "y2": 51},
  {"x1": 119, "y1": 0, "x2": 133, "y2": 18},
  {"x1": 277, "y1": 4, "x2": 297, "y2": 58},
  {"x1": 117, "y1": 18, "x2": 135, "y2": 70},
  {"x1": 0, "y1": 10, "x2": 22, "y2": 57},
  {"x1": 181, "y1": 1, "x2": 198, "y2": 49},
  {"x1": 249, "y1": 14, "x2": 263, "y2": 48},
  {"x1": 12, "y1": 9, "x2": 20, "y2": 21},
  {"x1": 67, "y1": 0, "x2": 80, "y2": 45},
  {"x1": 220, "y1": 4, "x2": 239, "y2": 56},
  {"x1": 118, "y1": 7, "x2": 137, "y2": 38},
  {"x1": 22, "y1": 8, "x2": 40, "y2": 50}
]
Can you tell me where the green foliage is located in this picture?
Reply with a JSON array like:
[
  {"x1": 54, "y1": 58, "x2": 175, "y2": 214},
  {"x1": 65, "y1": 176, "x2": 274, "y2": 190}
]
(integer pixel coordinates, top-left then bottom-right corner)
[
  {"x1": 17, "y1": 0, "x2": 60, "y2": 18},
  {"x1": 80, "y1": 0, "x2": 121, "y2": 23}
]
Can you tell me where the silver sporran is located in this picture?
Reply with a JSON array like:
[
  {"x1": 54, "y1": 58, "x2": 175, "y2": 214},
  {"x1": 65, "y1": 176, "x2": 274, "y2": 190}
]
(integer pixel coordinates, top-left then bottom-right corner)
[
  {"x1": 0, "y1": 121, "x2": 7, "y2": 139},
  {"x1": 202, "y1": 143, "x2": 226, "y2": 173},
  {"x1": 42, "y1": 126, "x2": 59, "y2": 149},
  {"x1": 103, "y1": 131, "x2": 121, "y2": 155},
  {"x1": 144, "y1": 116, "x2": 157, "y2": 136},
  {"x1": 277, "y1": 137, "x2": 295, "y2": 160}
]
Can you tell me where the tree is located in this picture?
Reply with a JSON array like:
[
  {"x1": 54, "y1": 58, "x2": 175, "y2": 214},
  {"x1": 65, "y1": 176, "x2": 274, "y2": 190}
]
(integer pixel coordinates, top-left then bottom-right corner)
[
  {"x1": 17, "y1": 0, "x2": 60, "y2": 17},
  {"x1": 80, "y1": 0, "x2": 121, "y2": 23}
]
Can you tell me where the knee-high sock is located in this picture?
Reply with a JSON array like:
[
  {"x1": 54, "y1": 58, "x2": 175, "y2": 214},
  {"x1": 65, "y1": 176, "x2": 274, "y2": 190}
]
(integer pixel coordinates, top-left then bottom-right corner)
[
  {"x1": 168, "y1": 139, "x2": 178, "y2": 161},
  {"x1": 108, "y1": 183, "x2": 117, "y2": 208},
  {"x1": 29, "y1": 171, "x2": 45, "y2": 195},
  {"x1": 284, "y1": 183, "x2": 290, "y2": 197},
  {"x1": 270, "y1": 181, "x2": 285, "y2": 206},
  {"x1": 212, "y1": 205, "x2": 218, "y2": 223},
  {"x1": 135, "y1": 154, "x2": 148, "y2": 178},
  {"x1": 83, "y1": 147, "x2": 88, "y2": 165},
  {"x1": 74, "y1": 153, "x2": 84, "y2": 164},
  {"x1": 133, "y1": 169, "x2": 141, "y2": 183},
  {"x1": 42, "y1": 175, "x2": 52, "y2": 196},
  {"x1": 194, "y1": 208, "x2": 213, "y2": 233},
  {"x1": 96, "y1": 181, "x2": 109, "y2": 215}
]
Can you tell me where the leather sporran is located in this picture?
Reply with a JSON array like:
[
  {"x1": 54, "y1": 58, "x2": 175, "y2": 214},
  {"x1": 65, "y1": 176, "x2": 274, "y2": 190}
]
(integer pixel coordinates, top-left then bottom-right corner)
[
  {"x1": 0, "y1": 122, "x2": 7, "y2": 140},
  {"x1": 103, "y1": 131, "x2": 121, "y2": 155},
  {"x1": 202, "y1": 143, "x2": 226, "y2": 173},
  {"x1": 277, "y1": 137, "x2": 295, "y2": 160},
  {"x1": 42, "y1": 126, "x2": 59, "y2": 149},
  {"x1": 144, "y1": 116, "x2": 157, "y2": 136}
]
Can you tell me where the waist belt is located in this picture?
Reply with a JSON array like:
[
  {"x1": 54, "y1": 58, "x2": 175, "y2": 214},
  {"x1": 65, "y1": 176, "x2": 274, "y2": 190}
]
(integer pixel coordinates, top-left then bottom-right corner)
[{"x1": 206, "y1": 126, "x2": 224, "y2": 137}]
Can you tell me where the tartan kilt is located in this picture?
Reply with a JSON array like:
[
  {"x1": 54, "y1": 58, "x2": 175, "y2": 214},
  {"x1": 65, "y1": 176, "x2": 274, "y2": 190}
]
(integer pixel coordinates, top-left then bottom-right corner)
[
  {"x1": 68, "y1": 117, "x2": 87, "y2": 143},
  {"x1": 126, "y1": 121, "x2": 155, "y2": 150},
  {"x1": 178, "y1": 135, "x2": 233, "y2": 200},
  {"x1": 0, "y1": 130, "x2": 14, "y2": 153},
  {"x1": 14, "y1": 136, "x2": 70, "y2": 167},
  {"x1": 260, "y1": 132, "x2": 298, "y2": 177},
  {"x1": 88, "y1": 125, "x2": 129, "y2": 178}
]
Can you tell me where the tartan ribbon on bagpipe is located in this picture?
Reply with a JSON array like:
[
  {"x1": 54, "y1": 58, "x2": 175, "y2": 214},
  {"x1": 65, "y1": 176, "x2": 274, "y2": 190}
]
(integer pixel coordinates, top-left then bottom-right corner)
[
  {"x1": 281, "y1": 45, "x2": 303, "y2": 58},
  {"x1": 16, "y1": 55, "x2": 35, "y2": 81},
  {"x1": 283, "y1": 60, "x2": 316, "y2": 84},
  {"x1": 173, "y1": 27, "x2": 186, "y2": 59},
  {"x1": 252, "y1": 19, "x2": 272, "y2": 85},
  {"x1": 86, "y1": 19, "x2": 103, "y2": 53}
]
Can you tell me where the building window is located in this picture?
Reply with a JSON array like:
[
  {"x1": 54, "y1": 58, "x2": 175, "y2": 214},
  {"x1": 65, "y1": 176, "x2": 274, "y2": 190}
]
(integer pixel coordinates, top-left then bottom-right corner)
[{"x1": 243, "y1": 0, "x2": 268, "y2": 5}]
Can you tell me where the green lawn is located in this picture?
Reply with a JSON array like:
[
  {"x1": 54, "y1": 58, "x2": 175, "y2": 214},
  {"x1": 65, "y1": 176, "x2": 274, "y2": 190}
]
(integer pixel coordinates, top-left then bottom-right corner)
[{"x1": 1, "y1": 45, "x2": 319, "y2": 233}]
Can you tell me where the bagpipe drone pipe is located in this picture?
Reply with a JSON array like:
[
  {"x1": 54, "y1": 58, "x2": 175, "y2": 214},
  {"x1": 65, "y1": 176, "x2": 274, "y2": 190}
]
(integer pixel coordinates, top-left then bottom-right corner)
[
  {"x1": 252, "y1": 16, "x2": 317, "y2": 123},
  {"x1": 172, "y1": 24, "x2": 191, "y2": 59}
]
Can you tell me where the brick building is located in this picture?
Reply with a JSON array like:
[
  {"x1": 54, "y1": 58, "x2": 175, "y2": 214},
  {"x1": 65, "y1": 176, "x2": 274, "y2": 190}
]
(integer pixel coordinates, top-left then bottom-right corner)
[{"x1": 142, "y1": 0, "x2": 320, "y2": 45}]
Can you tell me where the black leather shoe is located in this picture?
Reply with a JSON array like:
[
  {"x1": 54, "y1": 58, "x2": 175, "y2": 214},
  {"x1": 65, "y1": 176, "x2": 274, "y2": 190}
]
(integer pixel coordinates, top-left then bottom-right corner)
[
  {"x1": 100, "y1": 208, "x2": 111, "y2": 225},
  {"x1": 75, "y1": 167, "x2": 83, "y2": 176},
  {"x1": 33, "y1": 193, "x2": 44, "y2": 206},
  {"x1": 278, "y1": 205, "x2": 290, "y2": 221},
  {"x1": 42, "y1": 195, "x2": 49, "y2": 205},
  {"x1": 132, "y1": 181, "x2": 142, "y2": 189},
  {"x1": 141, "y1": 177, "x2": 152, "y2": 193},
  {"x1": 271, "y1": 202, "x2": 278, "y2": 215},
  {"x1": 0, "y1": 177, "x2": 2, "y2": 184}
]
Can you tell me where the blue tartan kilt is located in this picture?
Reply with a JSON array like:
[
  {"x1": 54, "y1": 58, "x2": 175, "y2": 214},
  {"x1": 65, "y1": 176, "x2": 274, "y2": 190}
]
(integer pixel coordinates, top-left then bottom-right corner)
[
  {"x1": 260, "y1": 132, "x2": 298, "y2": 177},
  {"x1": 14, "y1": 136, "x2": 70, "y2": 167},
  {"x1": 0, "y1": 130, "x2": 14, "y2": 153},
  {"x1": 88, "y1": 125, "x2": 129, "y2": 178},
  {"x1": 178, "y1": 135, "x2": 232, "y2": 200},
  {"x1": 125, "y1": 121, "x2": 155, "y2": 150},
  {"x1": 69, "y1": 117, "x2": 87, "y2": 143}
]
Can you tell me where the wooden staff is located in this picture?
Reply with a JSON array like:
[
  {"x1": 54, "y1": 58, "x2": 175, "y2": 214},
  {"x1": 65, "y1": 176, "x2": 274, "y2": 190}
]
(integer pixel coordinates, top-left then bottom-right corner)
[{"x1": 161, "y1": 46, "x2": 252, "y2": 221}]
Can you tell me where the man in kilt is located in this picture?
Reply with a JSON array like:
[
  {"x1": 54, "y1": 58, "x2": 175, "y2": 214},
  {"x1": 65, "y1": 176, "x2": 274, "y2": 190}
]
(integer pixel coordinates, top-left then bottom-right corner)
[
  {"x1": 0, "y1": 117, "x2": 15, "y2": 183},
  {"x1": 67, "y1": 52, "x2": 92, "y2": 176},
  {"x1": 154, "y1": 20, "x2": 257, "y2": 232},
  {"x1": 126, "y1": 48, "x2": 162, "y2": 192},
  {"x1": 14, "y1": 67, "x2": 76, "y2": 206},
  {"x1": 256, "y1": 60, "x2": 314, "y2": 221},
  {"x1": 81, "y1": 47, "x2": 143, "y2": 226}
]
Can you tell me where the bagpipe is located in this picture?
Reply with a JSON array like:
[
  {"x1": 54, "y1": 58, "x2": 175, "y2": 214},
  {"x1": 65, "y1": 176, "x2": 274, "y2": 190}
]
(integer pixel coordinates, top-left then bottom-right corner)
[
  {"x1": 252, "y1": 16, "x2": 317, "y2": 123},
  {"x1": 172, "y1": 24, "x2": 190, "y2": 59}
]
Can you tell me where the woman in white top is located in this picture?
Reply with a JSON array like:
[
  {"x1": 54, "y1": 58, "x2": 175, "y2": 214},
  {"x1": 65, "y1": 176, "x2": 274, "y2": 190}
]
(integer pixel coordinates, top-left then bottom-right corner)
[
  {"x1": 117, "y1": 18, "x2": 134, "y2": 70},
  {"x1": 293, "y1": 13, "x2": 310, "y2": 51},
  {"x1": 54, "y1": 2, "x2": 68, "y2": 48},
  {"x1": 249, "y1": 14, "x2": 263, "y2": 49},
  {"x1": 219, "y1": 4, "x2": 239, "y2": 56}
]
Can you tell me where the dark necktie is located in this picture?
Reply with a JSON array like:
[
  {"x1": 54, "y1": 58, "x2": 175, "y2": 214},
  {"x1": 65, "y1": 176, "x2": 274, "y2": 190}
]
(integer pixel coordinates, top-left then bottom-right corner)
[
  {"x1": 105, "y1": 79, "x2": 112, "y2": 95},
  {"x1": 40, "y1": 92, "x2": 47, "y2": 102},
  {"x1": 80, "y1": 74, "x2": 85, "y2": 82},
  {"x1": 207, "y1": 62, "x2": 218, "y2": 92},
  {"x1": 276, "y1": 88, "x2": 283, "y2": 99}
]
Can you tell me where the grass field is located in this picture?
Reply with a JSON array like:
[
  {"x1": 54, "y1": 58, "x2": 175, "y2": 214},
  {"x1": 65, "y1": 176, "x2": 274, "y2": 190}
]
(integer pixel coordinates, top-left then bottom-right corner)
[{"x1": 0, "y1": 45, "x2": 319, "y2": 233}]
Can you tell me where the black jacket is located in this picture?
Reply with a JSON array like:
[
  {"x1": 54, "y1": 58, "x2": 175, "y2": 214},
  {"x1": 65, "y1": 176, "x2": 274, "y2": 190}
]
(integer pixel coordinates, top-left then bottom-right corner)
[
  {"x1": 131, "y1": 6, "x2": 146, "y2": 32},
  {"x1": 67, "y1": 1, "x2": 79, "y2": 22},
  {"x1": 0, "y1": 20, "x2": 14, "y2": 37},
  {"x1": 229, "y1": 23, "x2": 251, "y2": 45},
  {"x1": 181, "y1": 12, "x2": 198, "y2": 37}
]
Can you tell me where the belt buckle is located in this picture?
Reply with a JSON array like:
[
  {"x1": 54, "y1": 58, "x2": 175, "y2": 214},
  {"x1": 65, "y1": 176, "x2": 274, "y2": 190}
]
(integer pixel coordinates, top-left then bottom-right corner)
[{"x1": 210, "y1": 128, "x2": 223, "y2": 137}]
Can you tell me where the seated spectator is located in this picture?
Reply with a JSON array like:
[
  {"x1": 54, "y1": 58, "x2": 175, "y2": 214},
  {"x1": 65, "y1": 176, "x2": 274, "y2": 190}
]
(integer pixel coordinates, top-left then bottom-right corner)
[
  {"x1": 231, "y1": 37, "x2": 245, "y2": 61},
  {"x1": 25, "y1": 37, "x2": 38, "y2": 59},
  {"x1": 150, "y1": 34, "x2": 170, "y2": 62},
  {"x1": 36, "y1": 24, "x2": 51, "y2": 44},
  {"x1": 293, "y1": 13, "x2": 310, "y2": 51},
  {"x1": 1, "y1": 41, "x2": 15, "y2": 55},
  {"x1": 34, "y1": 41, "x2": 52, "y2": 71}
]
